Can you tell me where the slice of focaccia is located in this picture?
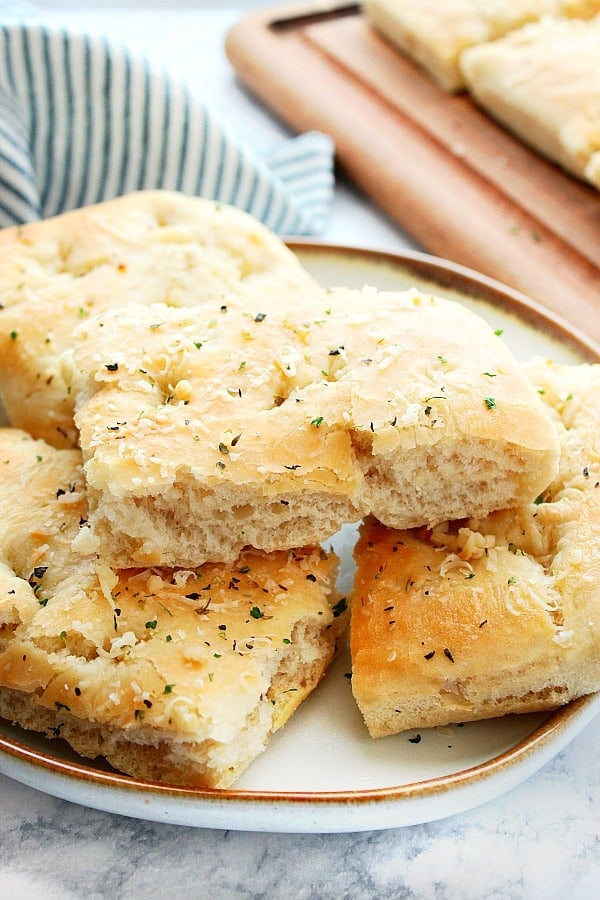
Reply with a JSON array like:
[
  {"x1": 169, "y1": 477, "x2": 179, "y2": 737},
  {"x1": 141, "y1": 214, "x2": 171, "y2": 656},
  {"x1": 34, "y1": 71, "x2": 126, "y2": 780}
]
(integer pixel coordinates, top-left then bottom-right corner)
[
  {"x1": 351, "y1": 359, "x2": 600, "y2": 737},
  {"x1": 460, "y1": 15, "x2": 600, "y2": 189},
  {"x1": 0, "y1": 190, "x2": 319, "y2": 448},
  {"x1": 0, "y1": 429, "x2": 347, "y2": 788},
  {"x1": 363, "y1": 0, "x2": 600, "y2": 92},
  {"x1": 66, "y1": 286, "x2": 559, "y2": 568}
]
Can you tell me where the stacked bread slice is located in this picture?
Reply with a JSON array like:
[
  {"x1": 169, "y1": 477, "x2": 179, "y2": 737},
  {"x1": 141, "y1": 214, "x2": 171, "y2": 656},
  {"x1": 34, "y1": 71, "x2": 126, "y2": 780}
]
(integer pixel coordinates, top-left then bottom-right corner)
[
  {"x1": 0, "y1": 430, "x2": 346, "y2": 788},
  {"x1": 351, "y1": 358, "x2": 600, "y2": 736},
  {"x1": 0, "y1": 193, "x2": 343, "y2": 788},
  {"x1": 65, "y1": 286, "x2": 559, "y2": 568}
]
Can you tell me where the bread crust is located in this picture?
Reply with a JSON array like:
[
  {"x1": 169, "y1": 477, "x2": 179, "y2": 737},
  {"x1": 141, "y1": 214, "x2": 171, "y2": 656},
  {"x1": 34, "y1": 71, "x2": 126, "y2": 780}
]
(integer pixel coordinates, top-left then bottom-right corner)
[
  {"x1": 351, "y1": 359, "x2": 600, "y2": 737},
  {"x1": 68, "y1": 287, "x2": 560, "y2": 568},
  {"x1": 0, "y1": 191, "x2": 318, "y2": 448},
  {"x1": 0, "y1": 429, "x2": 347, "y2": 787}
]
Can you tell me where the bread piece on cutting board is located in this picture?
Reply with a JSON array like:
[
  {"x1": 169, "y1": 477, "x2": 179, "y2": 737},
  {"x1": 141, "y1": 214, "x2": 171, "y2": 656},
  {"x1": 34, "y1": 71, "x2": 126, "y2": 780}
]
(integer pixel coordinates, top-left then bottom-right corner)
[
  {"x1": 363, "y1": 0, "x2": 600, "y2": 91},
  {"x1": 460, "y1": 15, "x2": 600, "y2": 189}
]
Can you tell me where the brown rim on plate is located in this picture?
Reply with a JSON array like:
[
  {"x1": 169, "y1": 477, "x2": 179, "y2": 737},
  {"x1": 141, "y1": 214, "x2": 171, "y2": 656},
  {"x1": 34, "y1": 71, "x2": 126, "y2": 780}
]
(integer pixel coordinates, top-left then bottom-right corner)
[
  {"x1": 0, "y1": 694, "x2": 598, "y2": 807},
  {"x1": 288, "y1": 242, "x2": 600, "y2": 362}
]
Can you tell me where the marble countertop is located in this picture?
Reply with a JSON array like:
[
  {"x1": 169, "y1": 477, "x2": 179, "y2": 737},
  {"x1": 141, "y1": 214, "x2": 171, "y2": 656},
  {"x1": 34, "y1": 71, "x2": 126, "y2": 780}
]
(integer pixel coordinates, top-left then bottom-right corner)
[{"x1": 0, "y1": 4, "x2": 598, "y2": 898}]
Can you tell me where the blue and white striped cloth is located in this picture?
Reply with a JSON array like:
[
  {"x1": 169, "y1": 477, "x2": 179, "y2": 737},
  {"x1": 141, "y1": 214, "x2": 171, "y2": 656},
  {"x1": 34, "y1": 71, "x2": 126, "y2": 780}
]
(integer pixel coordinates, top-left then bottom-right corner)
[{"x1": 0, "y1": 20, "x2": 335, "y2": 235}]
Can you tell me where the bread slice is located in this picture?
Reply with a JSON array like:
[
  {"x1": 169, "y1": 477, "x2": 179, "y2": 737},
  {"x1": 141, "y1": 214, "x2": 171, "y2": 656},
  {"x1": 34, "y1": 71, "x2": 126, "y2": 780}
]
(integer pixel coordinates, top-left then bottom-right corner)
[
  {"x1": 0, "y1": 190, "x2": 319, "y2": 449},
  {"x1": 364, "y1": 0, "x2": 600, "y2": 92},
  {"x1": 66, "y1": 286, "x2": 560, "y2": 568},
  {"x1": 351, "y1": 359, "x2": 600, "y2": 737},
  {"x1": 460, "y1": 15, "x2": 600, "y2": 189},
  {"x1": 0, "y1": 428, "x2": 347, "y2": 788}
]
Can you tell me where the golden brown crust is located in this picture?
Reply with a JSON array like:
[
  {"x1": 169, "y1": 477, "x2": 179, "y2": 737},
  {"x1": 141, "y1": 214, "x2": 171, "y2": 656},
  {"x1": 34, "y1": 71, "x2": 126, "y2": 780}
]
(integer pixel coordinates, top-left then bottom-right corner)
[
  {"x1": 351, "y1": 359, "x2": 600, "y2": 737},
  {"x1": 0, "y1": 428, "x2": 347, "y2": 787},
  {"x1": 68, "y1": 287, "x2": 560, "y2": 568},
  {"x1": 0, "y1": 191, "x2": 319, "y2": 448}
]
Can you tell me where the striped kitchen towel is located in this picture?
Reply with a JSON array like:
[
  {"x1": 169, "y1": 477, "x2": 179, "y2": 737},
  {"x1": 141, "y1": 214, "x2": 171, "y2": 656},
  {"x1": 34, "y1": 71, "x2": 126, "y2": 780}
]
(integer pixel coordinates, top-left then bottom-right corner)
[{"x1": 0, "y1": 21, "x2": 335, "y2": 235}]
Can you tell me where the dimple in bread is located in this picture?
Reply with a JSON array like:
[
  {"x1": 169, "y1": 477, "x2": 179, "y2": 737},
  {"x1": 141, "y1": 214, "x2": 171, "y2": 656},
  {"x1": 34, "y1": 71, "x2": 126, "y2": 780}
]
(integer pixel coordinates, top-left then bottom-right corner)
[
  {"x1": 0, "y1": 428, "x2": 346, "y2": 788},
  {"x1": 460, "y1": 15, "x2": 600, "y2": 190},
  {"x1": 67, "y1": 285, "x2": 559, "y2": 569},
  {"x1": 363, "y1": 0, "x2": 600, "y2": 92},
  {"x1": 0, "y1": 190, "x2": 319, "y2": 448},
  {"x1": 351, "y1": 359, "x2": 600, "y2": 737}
]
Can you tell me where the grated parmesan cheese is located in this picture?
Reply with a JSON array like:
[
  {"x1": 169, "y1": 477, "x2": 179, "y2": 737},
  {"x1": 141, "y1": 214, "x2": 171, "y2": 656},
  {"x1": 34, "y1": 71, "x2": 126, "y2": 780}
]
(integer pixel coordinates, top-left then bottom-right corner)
[
  {"x1": 94, "y1": 562, "x2": 118, "y2": 604},
  {"x1": 553, "y1": 629, "x2": 574, "y2": 648}
]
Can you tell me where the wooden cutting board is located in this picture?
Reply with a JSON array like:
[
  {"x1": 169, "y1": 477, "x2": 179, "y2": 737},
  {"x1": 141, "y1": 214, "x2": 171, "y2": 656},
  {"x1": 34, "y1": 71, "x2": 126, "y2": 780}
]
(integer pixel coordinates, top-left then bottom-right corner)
[{"x1": 225, "y1": 0, "x2": 600, "y2": 343}]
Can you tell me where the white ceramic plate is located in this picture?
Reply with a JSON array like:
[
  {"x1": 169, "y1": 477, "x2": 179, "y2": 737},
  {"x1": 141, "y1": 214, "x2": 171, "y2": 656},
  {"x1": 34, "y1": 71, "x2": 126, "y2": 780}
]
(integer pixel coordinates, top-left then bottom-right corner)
[{"x1": 1, "y1": 243, "x2": 598, "y2": 833}]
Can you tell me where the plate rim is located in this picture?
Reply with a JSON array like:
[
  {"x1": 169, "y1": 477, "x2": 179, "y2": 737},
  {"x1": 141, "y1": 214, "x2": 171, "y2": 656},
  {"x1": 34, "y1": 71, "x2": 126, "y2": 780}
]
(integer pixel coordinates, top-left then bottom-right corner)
[
  {"x1": 288, "y1": 240, "x2": 600, "y2": 361},
  {"x1": 1, "y1": 240, "x2": 598, "y2": 830},
  {"x1": 1, "y1": 692, "x2": 599, "y2": 805}
]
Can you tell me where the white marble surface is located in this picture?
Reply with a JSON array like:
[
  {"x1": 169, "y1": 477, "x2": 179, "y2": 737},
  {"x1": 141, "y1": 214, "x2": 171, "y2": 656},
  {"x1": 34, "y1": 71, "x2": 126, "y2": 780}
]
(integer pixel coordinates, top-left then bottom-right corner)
[{"x1": 0, "y1": 4, "x2": 599, "y2": 898}]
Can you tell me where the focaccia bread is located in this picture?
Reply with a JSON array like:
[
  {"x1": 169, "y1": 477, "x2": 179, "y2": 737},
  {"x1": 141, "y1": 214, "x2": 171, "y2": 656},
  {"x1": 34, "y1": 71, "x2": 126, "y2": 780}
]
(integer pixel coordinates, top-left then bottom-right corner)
[
  {"x1": 363, "y1": 0, "x2": 600, "y2": 92},
  {"x1": 0, "y1": 428, "x2": 347, "y2": 788},
  {"x1": 351, "y1": 359, "x2": 600, "y2": 737},
  {"x1": 67, "y1": 285, "x2": 559, "y2": 568},
  {"x1": 460, "y1": 15, "x2": 600, "y2": 189},
  {"x1": 0, "y1": 190, "x2": 319, "y2": 448}
]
